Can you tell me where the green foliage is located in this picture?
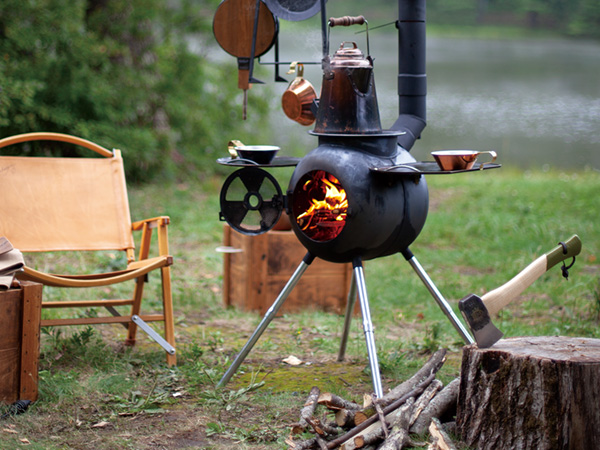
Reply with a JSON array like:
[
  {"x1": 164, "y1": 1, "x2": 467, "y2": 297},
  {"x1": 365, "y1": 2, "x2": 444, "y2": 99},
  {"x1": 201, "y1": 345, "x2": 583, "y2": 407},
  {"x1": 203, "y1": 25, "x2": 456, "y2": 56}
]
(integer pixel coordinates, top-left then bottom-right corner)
[
  {"x1": 568, "y1": 0, "x2": 600, "y2": 38},
  {"x1": 0, "y1": 0, "x2": 271, "y2": 182}
]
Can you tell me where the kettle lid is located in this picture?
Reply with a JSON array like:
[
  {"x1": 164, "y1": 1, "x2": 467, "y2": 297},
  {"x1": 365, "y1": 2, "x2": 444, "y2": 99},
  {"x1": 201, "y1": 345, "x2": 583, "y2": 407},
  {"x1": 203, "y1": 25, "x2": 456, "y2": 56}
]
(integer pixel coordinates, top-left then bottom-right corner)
[{"x1": 330, "y1": 42, "x2": 371, "y2": 68}]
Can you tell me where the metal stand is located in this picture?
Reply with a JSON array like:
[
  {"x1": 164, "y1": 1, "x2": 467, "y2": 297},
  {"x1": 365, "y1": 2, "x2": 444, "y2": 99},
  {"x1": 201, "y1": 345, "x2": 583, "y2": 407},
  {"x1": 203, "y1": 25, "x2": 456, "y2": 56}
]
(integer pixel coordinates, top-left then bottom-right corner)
[
  {"x1": 337, "y1": 271, "x2": 357, "y2": 362},
  {"x1": 217, "y1": 252, "x2": 315, "y2": 388},
  {"x1": 352, "y1": 258, "x2": 384, "y2": 398},
  {"x1": 337, "y1": 249, "x2": 474, "y2": 365},
  {"x1": 218, "y1": 247, "x2": 472, "y2": 394},
  {"x1": 402, "y1": 248, "x2": 474, "y2": 345},
  {"x1": 218, "y1": 253, "x2": 385, "y2": 397}
]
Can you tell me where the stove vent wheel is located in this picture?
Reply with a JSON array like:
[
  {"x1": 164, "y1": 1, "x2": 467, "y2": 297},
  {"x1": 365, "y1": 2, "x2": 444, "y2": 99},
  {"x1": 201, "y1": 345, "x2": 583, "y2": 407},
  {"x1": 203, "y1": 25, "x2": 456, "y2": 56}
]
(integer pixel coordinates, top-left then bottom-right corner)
[{"x1": 219, "y1": 167, "x2": 284, "y2": 235}]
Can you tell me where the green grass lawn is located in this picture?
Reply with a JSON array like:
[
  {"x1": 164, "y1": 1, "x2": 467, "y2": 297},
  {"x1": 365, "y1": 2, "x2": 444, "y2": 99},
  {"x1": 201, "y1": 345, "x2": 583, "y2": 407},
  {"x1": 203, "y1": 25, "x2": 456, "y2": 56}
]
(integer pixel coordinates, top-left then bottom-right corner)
[{"x1": 1, "y1": 167, "x2": 598, "y2": 449}]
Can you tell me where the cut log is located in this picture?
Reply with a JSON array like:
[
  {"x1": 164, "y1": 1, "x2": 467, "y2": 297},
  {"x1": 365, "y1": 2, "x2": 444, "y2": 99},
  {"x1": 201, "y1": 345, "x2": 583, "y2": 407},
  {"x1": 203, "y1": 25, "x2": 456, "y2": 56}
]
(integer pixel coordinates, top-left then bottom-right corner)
[
  {"x1": 410, "y1": 377, "x2": 460, "y2": 435},
  {"x1": 408, "y1": 379, "x2": 443, "y2": 428},
  {"x1": 428, "y1": 418, "x2": 457, "y2": 450},
  {"x1": 339, "y1": 398, "x2": 415, "y2": 450},
  {"x1": 299, "y1": 386, "x2": 321, "y2": 429},
  {"x1": 335, "y1": 408, "x2": 357, "y2": 428},
  {"x1": 318, "y1": 392, "x2": 362, "y2": 411},
  {"x1": 325, "y1": 373, "x2": 435, "y2": 449},
  {"x1": 457, "y1": 336, "x2": 600, "y2": 450},
  {"x1": 305, "y1": 416, "x2": 340, "y2": 438},
  {"x1": 375, "y1": 399, "x2": 414, "y2": 450},
  {"x1": 354, "y1": 349, "x2": 447, "y2": 425}
]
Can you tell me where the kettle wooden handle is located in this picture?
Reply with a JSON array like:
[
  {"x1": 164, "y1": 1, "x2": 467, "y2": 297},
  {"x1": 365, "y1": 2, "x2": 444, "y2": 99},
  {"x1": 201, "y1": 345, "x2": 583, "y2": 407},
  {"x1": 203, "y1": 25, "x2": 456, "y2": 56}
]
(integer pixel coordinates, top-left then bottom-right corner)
[{"x1": 329, "y1": 16, "x2": 366, "y2": 27}]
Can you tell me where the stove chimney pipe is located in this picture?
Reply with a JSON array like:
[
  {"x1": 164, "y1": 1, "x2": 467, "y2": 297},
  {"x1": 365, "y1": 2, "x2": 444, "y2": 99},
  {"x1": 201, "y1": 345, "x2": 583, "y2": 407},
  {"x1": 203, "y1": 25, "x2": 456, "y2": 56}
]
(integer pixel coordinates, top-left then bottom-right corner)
[{"x1": 391, "y1": 0, "x2": 427, "y2": 151}]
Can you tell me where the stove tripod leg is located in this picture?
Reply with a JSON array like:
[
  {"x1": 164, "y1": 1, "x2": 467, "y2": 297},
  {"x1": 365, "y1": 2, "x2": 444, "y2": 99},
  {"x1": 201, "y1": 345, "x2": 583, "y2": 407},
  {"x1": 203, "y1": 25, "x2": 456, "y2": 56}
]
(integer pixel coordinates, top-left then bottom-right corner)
[
  {"x1": 353, "y1": 258, "x2": 384, "y2": 398},
  {"x1": 338, "y1": 271, "x2": 357, "y2": 362},
  {"x1": 402, "y1": 249, "x2": 474, "y2": 345},
  {"x1": 217, "y1": 252, "x2": 316, "y2": 388}
]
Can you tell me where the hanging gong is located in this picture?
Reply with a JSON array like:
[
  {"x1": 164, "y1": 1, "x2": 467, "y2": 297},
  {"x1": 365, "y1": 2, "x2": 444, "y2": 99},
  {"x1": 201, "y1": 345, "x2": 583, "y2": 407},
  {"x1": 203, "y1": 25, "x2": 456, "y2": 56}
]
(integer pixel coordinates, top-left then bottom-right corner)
[{"x1": 263, "y1": 0, "x2": 326, "y2": 21}]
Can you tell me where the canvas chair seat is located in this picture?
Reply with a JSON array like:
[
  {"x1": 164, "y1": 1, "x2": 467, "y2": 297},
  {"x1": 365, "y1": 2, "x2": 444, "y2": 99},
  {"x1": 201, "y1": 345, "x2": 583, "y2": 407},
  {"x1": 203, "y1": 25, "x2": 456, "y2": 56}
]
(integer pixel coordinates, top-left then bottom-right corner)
[{"x1": 0, "y1": 132, "x2": 176, "y2": 365}]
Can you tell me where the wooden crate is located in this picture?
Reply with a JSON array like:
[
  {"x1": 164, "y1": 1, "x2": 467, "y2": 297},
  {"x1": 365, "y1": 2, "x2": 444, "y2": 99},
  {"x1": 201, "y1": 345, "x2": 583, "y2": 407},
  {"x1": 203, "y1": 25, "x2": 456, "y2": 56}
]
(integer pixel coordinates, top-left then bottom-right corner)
[
  {"x1": 0, "y1": 281, "x2": 42, "y2": 404},
  {"x1": 222, "y1": 225, "x2": 354, "y2": 315}
]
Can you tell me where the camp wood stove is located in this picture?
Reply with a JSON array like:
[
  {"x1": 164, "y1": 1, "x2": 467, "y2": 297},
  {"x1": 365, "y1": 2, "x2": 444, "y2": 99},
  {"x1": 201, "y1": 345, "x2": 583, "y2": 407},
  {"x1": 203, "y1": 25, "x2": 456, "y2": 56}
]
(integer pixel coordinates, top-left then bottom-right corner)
[{"x1": 215, "y1": 0, "x2": 499, "y2": 397}]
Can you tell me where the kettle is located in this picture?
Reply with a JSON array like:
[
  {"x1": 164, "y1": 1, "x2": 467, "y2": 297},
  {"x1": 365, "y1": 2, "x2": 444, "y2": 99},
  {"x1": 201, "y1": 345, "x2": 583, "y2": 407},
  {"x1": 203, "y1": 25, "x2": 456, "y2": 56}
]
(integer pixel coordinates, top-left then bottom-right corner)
[{"x1": 313, "y1": 41, "x2": 382, "y2": 134}]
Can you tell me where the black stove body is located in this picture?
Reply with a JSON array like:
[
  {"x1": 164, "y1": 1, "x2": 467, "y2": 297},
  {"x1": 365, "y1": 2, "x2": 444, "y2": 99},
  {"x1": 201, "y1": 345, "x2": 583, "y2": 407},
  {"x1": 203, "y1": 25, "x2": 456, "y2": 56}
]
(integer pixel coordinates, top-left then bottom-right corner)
[{"x1": 287, "y1": 136, "x2": 429, "y2": 264}]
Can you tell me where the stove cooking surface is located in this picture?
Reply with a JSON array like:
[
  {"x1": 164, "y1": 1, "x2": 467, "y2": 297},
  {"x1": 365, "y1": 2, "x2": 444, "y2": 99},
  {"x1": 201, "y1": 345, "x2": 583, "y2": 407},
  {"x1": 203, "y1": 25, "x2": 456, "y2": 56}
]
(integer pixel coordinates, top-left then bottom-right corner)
[
  {"x1": 370, "y1": 161, "x2": 501, "y2": 175},
  {"x1": 217, "y1": 156, "x2": 301, "y2": 167}
]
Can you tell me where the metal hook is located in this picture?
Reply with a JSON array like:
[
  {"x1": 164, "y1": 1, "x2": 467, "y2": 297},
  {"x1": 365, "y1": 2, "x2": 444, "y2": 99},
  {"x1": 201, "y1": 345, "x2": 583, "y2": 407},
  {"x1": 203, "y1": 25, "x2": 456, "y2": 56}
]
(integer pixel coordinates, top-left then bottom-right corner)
[{"x1": 559, "y1": 240, "x2": 577, "y2": 279}]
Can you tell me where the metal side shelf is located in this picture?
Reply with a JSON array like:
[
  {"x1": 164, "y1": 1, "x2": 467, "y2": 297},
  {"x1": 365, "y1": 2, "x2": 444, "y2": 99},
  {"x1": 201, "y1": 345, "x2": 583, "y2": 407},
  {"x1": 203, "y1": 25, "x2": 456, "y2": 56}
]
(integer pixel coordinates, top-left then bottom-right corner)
[
  {"x1": 217, "y1": 156, "x2": 301, "y2": 168},
  {"x1": 369, "y1": 161, "x2": 501, "y2": 175}
]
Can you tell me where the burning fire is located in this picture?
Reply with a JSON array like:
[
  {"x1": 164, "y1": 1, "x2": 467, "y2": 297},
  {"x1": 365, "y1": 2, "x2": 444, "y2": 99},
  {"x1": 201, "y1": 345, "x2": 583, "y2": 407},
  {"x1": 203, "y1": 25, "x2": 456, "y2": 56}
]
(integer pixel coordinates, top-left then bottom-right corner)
[{"x1": 295, "y1": 171, "x2": 347, "y2": 241}]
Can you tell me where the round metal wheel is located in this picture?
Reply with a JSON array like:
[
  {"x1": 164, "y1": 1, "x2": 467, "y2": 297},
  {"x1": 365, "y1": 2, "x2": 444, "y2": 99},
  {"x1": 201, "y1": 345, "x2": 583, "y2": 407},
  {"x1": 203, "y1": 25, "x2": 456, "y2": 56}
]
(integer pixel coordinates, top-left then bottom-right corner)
[{"x1": 219, "y1": 167, "x2": 284, "y2": 235}]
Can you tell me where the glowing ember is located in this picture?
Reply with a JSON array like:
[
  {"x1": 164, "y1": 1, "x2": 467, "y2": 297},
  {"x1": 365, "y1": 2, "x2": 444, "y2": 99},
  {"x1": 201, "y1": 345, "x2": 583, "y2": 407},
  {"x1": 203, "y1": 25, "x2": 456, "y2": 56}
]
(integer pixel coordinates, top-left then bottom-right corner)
[{"x1": 295, "y1": 171, "x2": 347, "y2": 241}]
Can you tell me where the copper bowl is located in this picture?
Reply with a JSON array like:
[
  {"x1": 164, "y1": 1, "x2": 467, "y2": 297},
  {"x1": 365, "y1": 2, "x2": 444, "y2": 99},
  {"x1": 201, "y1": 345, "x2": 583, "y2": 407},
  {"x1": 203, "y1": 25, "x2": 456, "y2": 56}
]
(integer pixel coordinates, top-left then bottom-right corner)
[{"x1": 431, "y1": 150, "x2": 497, "y2": 171}]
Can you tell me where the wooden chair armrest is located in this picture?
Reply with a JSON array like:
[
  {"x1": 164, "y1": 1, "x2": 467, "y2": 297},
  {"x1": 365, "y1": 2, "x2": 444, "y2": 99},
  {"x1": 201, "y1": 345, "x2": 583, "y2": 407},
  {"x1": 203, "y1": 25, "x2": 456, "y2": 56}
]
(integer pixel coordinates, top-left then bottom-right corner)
[
  {"x1": 128, "y1": 255, "x2": 173, "y2": 270},
  {"x1": 132, "y1": 216, "x2": 171, "y2": 231},
  {"x1": 18, "y1": 256, "x2": 172, "y2": 288}
]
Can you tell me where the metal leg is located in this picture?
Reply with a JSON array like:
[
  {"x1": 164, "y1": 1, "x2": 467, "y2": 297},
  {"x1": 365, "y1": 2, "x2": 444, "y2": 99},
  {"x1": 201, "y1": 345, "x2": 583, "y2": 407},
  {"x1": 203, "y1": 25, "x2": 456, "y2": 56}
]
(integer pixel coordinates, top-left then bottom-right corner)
[
  {"x1": 217, "y1": 252, "x2": 315, "y2": 388},
  {"x1": 402, "y1": 249, "x2": 474, "y2": 345},
  {"x1": 338, "y1": 271, "x2": 357, "y2": 362},
  {"x1": 353, "y1": 258, "x2": 384, "y2": 398},
  {"x1": 131, "y1": 315, "x2": 176, "y2": 355}
]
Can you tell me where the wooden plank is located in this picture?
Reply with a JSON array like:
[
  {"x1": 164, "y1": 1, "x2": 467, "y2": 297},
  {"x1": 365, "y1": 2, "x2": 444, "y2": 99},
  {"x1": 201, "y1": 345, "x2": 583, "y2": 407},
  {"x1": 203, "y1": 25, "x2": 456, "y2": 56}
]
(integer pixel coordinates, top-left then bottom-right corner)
[
  {"x1": 0, "y1": 349, "x2": 20, "y2": 403},
  {"x1": 222, "y1": 225, "x2": 232, "y2": 307},
  {"x1": 0, "y1": 289, "x2": 22, "y2": 348},
  {"x1": 222, "y1": 226, "x2": 353, "y2": 315},
  {"x1": 19, "y1": 282, "x2": 42, "y2": 401}
]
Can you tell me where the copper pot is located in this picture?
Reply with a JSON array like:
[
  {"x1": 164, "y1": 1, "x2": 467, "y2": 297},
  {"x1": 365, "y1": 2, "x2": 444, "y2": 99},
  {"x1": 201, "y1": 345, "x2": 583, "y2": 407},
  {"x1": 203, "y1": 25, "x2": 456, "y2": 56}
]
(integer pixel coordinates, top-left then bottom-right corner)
[{"x1": 281, "y1": 63, "x2": 316, "y2": 126}]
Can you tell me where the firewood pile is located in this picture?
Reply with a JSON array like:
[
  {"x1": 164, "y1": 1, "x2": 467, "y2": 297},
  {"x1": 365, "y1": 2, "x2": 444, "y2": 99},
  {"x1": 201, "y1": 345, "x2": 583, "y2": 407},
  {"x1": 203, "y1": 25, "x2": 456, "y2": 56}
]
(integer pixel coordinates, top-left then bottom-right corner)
[{"x1": 285, "y1": 349, "x2": 460, "y2": 450}]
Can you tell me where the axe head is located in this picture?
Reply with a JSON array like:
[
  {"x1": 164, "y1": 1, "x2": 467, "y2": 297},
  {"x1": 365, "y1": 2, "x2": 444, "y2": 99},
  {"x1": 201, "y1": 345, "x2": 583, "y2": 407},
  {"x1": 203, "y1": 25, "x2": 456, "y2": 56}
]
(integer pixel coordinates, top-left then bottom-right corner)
[{"x1": 458, "y1": 294, "x2": 504, "y2": 348}]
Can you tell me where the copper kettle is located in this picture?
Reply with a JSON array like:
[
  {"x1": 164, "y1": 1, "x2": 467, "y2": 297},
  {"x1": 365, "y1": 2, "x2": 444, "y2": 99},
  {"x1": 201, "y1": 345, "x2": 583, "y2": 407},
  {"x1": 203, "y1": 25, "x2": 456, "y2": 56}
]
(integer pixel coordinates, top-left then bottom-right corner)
[{"x1": 313, "y1": 41, "x2": 382, "y2": 134}]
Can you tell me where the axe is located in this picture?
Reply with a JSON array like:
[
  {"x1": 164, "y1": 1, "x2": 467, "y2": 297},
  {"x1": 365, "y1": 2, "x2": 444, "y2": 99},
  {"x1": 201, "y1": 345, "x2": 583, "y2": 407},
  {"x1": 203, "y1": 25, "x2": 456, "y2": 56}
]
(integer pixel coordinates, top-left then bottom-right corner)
[{"x1": 458, "y1": 235, "x2": 581, "y2": 348}]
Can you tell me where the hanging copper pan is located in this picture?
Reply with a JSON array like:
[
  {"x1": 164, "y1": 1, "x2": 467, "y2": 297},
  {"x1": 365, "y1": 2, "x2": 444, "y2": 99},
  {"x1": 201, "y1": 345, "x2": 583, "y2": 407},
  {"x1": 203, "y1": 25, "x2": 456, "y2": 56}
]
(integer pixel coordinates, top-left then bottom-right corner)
[{"x1": 281, "y1": 63, "x2": 316, "y2": 126}]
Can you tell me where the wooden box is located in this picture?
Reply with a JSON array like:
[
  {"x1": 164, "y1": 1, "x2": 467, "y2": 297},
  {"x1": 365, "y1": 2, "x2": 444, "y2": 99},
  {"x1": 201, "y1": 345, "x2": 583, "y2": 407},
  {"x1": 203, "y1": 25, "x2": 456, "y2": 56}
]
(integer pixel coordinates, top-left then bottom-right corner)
[
  {"x1": 0, "y1": 281, "x2": 42, "y2": 404},
  {"x1": 222, "y1": 225, "x2": 353, "y2": 315}
]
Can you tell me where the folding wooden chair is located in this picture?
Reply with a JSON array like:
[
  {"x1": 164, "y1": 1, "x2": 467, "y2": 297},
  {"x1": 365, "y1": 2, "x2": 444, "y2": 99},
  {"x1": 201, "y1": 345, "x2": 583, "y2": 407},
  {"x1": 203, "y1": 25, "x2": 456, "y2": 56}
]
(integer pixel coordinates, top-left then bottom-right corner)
[{"x1": 0, "y1": 132, "x2": 176, "y2": 365}]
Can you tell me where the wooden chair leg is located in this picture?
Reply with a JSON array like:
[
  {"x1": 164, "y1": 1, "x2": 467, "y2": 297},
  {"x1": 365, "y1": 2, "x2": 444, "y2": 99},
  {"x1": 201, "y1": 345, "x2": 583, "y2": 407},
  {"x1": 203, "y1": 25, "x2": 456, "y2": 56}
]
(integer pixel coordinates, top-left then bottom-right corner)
[{"x1": 125, "y1": 276, "x2": 145, "y2": 346}]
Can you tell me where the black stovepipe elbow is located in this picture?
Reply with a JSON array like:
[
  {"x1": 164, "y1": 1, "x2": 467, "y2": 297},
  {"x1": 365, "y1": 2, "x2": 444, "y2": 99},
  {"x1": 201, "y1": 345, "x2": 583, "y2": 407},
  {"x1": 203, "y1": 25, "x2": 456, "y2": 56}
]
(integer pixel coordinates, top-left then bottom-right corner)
[{"x1": 393, "y1": 0, "x2": 427, "y2": 151}]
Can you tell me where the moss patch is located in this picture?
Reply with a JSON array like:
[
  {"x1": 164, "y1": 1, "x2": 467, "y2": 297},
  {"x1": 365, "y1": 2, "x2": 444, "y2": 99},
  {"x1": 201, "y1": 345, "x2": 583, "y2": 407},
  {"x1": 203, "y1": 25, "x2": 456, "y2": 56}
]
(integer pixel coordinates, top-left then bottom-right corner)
[{"x1": 231, "y1": 360, "x2": 371, "y2": 397}]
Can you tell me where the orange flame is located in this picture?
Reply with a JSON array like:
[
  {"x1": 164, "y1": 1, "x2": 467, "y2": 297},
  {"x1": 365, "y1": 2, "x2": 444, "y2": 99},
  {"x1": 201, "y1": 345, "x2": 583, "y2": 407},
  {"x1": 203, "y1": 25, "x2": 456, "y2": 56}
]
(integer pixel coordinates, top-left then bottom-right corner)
[{"x1": 297, "y1": 174, "x2": 348, "y2": 236}]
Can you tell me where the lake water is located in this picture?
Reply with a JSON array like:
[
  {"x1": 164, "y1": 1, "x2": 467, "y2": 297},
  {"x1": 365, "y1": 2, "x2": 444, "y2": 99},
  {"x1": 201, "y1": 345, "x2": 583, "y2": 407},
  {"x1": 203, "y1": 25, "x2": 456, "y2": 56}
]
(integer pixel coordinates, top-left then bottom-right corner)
[{"x1": 247, "y1": 26, "x2": 600, "y2": 171}]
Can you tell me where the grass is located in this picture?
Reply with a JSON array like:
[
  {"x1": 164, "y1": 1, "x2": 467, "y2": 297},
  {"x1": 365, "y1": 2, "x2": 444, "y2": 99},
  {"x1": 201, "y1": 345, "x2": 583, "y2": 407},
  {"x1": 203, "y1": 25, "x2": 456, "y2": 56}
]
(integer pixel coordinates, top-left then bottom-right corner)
[{"x1": 1, "y1": 166, "x2": 599, "y2": 449}]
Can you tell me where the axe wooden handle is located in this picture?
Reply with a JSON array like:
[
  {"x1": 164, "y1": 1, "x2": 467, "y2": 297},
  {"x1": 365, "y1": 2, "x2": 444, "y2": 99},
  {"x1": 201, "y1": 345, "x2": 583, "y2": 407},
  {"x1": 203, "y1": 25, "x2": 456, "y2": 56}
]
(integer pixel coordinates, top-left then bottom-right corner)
[{"x1": 482, "y1": 235, "x2": 581, "y2": 316}]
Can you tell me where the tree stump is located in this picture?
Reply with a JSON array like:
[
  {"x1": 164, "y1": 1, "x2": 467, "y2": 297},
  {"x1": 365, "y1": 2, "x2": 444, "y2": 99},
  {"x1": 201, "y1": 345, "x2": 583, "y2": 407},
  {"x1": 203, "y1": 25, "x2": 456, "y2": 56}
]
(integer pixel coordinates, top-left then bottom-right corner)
[{"x1": 457, "y1": 336, "x2": 600, "y2": 450}]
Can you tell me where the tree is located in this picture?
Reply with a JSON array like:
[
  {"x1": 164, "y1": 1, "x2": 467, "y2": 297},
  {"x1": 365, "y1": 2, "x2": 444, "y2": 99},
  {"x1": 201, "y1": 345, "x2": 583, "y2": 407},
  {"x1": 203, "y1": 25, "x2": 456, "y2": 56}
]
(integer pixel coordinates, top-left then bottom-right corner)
[{"x1": 0, "y1": 0, "x2": 272, "y2": 181}]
